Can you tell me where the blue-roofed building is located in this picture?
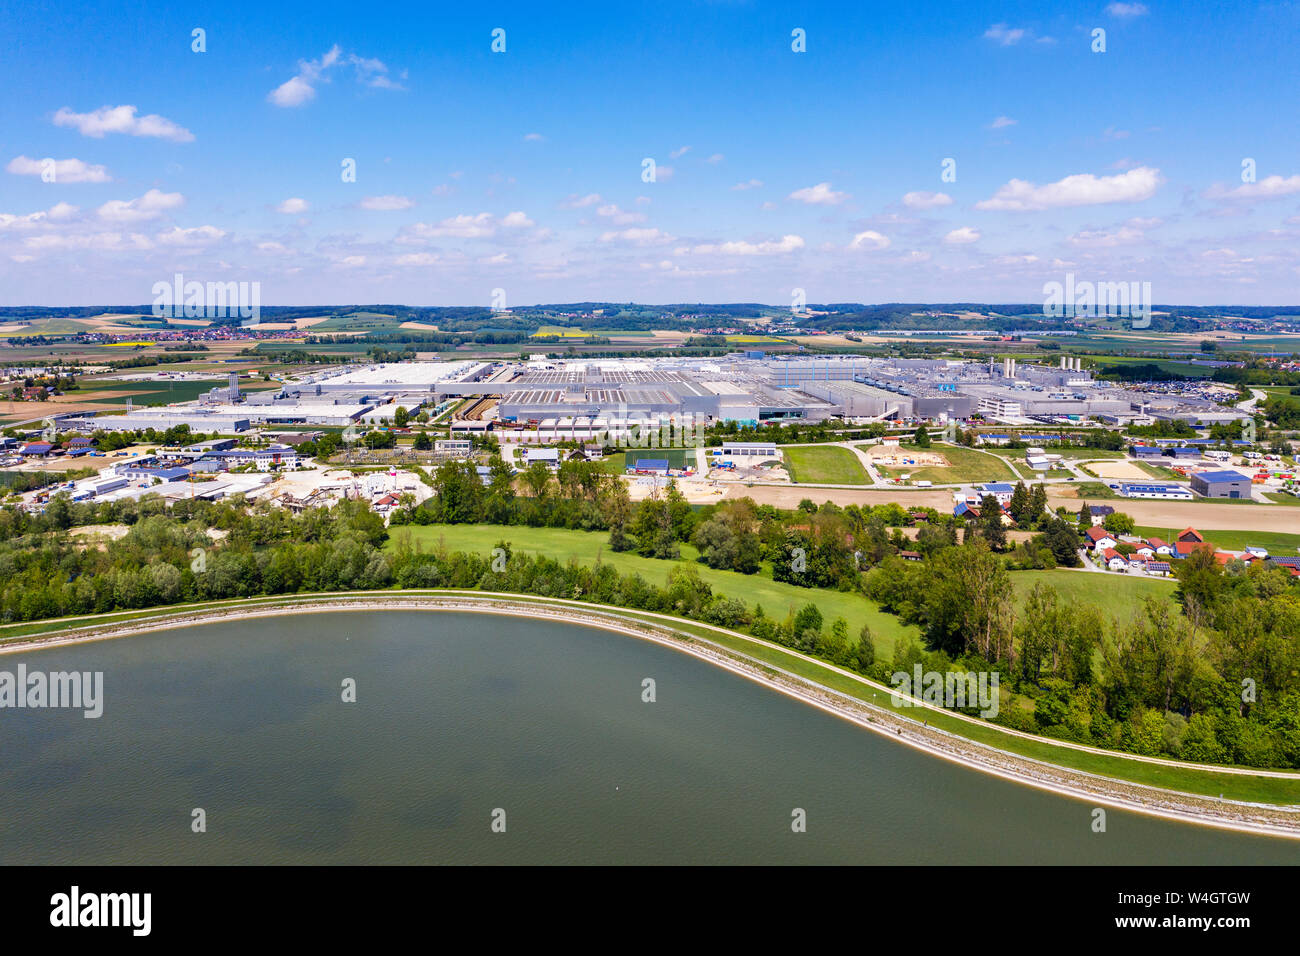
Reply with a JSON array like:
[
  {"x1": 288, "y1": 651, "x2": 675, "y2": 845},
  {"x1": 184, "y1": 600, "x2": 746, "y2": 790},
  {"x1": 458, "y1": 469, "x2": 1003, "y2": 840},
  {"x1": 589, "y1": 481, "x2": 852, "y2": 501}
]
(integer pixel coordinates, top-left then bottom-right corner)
[
  {"x1": 123, "y1": 465, "x2": 192, "y2": 484},
  {"x1": 977, "y1": 434, "x2": 1010, "y2": 446},
  {"x1": 1131, "y1": 445, "x2": 1164, "y2": 457},
  {"x1": 975, "y1": 482, "x2": 1016, "y2": 505},
  {"x1": 1189, "y1": 469, "x2": 1252, "y2": 499},
  {"x1": 1170, "y1": 447, "x2": 1202, "y2": 459},
  {"x1": 632, "y1": 459, "x2": 670, "y2": 475}
]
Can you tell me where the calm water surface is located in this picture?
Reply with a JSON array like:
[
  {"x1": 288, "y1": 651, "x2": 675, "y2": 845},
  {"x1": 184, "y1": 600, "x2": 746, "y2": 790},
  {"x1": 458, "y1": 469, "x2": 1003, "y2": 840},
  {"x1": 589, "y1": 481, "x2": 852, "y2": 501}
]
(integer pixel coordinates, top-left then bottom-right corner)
[{"x1": 0, "y1": 611, "x2": 1295, "y2": 864}]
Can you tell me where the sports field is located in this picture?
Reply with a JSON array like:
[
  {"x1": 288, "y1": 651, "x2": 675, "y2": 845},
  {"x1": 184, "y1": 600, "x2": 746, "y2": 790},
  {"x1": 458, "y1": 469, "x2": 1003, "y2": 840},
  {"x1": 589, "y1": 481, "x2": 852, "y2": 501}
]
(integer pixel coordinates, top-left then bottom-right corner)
[{"x1": 784, "y1": 445, "x2": 869, "y2": 484}]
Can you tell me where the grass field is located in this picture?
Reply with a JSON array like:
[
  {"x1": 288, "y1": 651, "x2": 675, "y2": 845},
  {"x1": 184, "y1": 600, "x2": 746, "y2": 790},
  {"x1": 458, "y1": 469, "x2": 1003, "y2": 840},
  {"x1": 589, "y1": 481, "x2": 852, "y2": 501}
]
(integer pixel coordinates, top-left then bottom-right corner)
[
  {"x1": 1086, "y1": 355, "x2": 1217, "y2": 378},
  {"x1": 386, "y1": 523, "x2": 916, "y2": 656},
  {"x1": 308, "y1": 312, "x2": 402, "y2": 332},
  {"x1": 1013, "y1": 569, "x2": 1176, "y2": 621},
  {"x1": 1134, "y1": 525, "x2": 1300, "y2": 553},
  {"x1": 868, "y1": 443, "x2": 1019, "y2": 483},
  {"x1": 784, "y1": 445, "x2": 869, "y2": 484},
  {"x1": 606, "y1": 447, "x2": 696, "y2": 470}
]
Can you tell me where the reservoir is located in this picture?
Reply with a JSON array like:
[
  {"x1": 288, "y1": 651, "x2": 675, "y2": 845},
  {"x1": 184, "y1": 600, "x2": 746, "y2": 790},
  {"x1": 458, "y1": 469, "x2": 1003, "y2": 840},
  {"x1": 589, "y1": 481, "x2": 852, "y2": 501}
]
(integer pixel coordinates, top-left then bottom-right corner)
[{"x1": 0, "y1": 610, "x2": 1295, "y2": 864}]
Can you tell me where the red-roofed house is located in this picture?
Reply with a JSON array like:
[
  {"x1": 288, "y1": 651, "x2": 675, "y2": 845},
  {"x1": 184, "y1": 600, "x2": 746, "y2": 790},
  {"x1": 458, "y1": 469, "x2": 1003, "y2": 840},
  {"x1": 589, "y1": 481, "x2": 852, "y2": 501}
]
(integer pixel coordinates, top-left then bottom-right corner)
[
  {"x1": 1177, "y1": 527, "x2": 1205, "y2": 544},
  {"x1": 1084, "y1": 526, "x2": 1117, "y2": 551},
  {"x1": 1102, "y1": 547, "x2": 1128, "y2": 571}
]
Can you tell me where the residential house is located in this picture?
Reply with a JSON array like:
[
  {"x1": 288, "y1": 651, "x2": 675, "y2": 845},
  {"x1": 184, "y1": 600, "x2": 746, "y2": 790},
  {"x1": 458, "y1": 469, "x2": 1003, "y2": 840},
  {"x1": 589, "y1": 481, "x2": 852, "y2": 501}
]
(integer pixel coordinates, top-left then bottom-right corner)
[
  {"x1": 1102, "y1": 548, "x2": 1128, "y2": 571},
  {"x1": 1084, "y1": 526, "x2": 1117, "y2": 551},
  {"x1": 1146, "y1": 537, "x2": 1172, "y2": 556}
]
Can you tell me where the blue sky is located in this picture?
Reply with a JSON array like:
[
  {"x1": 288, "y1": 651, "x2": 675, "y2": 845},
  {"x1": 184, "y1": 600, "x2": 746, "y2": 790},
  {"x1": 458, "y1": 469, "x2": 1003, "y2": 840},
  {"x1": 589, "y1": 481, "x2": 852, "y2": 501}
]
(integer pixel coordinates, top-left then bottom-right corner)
[{"x1": 2, "y1": 0, "x2": 1299, "y2": 306}]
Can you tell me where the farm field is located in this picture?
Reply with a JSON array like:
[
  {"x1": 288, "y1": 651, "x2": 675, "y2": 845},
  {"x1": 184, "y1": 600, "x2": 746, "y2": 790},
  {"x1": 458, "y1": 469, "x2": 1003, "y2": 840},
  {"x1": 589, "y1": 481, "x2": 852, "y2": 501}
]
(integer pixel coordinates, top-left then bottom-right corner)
[
  {"x1": 531, "y1": 325, "x2": 590, "y2": 338},
  {"x1": 386, "y1": 523, "x2": 917, "y2": 657},
  {"x1": 867, "y1": 442, "x2": 1018, "y2": 483},
  {"x1": 1013, "y1": 568, "x2": 1176, "y2": 621},
  {"x1": 784, "y1": 445, "x2": 869, "y2": 484},
  {"x1": 1133, "y1": 525, "x2": 1300, "y2": 553}
]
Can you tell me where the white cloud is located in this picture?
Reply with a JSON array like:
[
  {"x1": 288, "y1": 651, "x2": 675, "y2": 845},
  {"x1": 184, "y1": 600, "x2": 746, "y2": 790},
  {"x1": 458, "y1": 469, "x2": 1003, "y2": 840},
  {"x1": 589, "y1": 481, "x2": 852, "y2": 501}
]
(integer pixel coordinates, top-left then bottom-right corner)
[
  {"x1": 359, "y1": 195, "x2": 414, "y2": 211},
  {"x1": 706, "y1": 153, "x2": 724, "y2": 164},
  {"x1": 1205, "y1": 175, "x2": 1300, "y2": 202},
  {"x1": 395, "y1": 252, "x2": 440, "y2": 266},
  {"x1": 989, "y1": 116, "x2": 1017, "y2": 129},
  {"x1": 670, "y1": 146, "x2": 691, "y2": 159},
  {"x1": 269, "y1": 46, "x2": 403, "y2": 107},
  {"x1": 24, "y1": 231, "x2": 153, "y2": 251},
  {"x1": 849, "y1": 230, "x2": 891, "y2": 251},
  {"x1": 596, "y1": 203, "x2": 646, "y2": 225},
  {"x1": 975, "y1": 166, "x2": 1162, "y2": 210},
  {"x1": 53, "y1": 105, "x2": 194, "y2": 142},
  {"x1": 943, "y1": 226, "x2": 981, "y2": 244},
  {"x1": 655, "y1": 166, "x2": 675, "y2": 180},
  {"x1": 902, "y1": 190, "x2": 953, "y2": 209},
  {"x1": 561, "y1": 193, "x2": 603, "y2": 208},
  {"x1": 269, "y1": 75, "x2": 317, "y2": 108},
  {"x1": 97, "y1": 188, "x2": 184, "y2": 223},
  {"x1": 1106, "y1": 2, "x2": 1148, "y2": 18},
  {"x1": 1068, "y1": 225, "x2": 1145, "y2": 247},
  {"x1": 599, "y1": 227, "x2": 675, "y2": 245},
  {"x1": 340, "y1": 255, "x2": 367, "y2": 267},
  {"x1": 501, "y1": 211, "x2": 535, "y2": 228},
  {"x1": 732, "y1": 179, "x2": 763, "y2": 191},
  {"x1": 984, "y1": 23, "x2": 1026, "y2": 46},
  {"x1": 789, "y1": 182, "x2": 849, "y2": 205},
  {"x1": 6, "y1": 156, "x2": 111, "y2": 183},
  {"x1": 0, "y1": 204, "x2": 73, "y2": 231},
  {"x1": 157, "y1": 225, "x2": 227, "y2": 246},
  {"x1": 411, "y1": 213, "x2": 494, "y2": 238},
  {"x1": 691, "y1": 235, "x2": 804, "y2": 256},
  {"x1": 276, "y1": 197, "x2": 310, "y2": 214},
  {"x1": 523, "y1": 132, "x2": 544, "y2": 142}
]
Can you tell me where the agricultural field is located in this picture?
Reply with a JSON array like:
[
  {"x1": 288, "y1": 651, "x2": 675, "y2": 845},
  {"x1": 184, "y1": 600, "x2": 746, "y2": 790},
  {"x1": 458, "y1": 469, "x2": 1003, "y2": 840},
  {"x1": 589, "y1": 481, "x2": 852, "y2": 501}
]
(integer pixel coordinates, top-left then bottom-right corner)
[
  {"x1": 387, "y1": 523, "x2": 917, "y2": 657},
  {"x1": 784, "y1": 445, "x2": 869, "y2": 484},
  {"x1": 303, "y1": 312, "x2": 402, "y2": 333},
  {"x1": 1133, "y1": 525, "x2": 1300, "y2": 553},
  {"x1": 531, "y1": 325, "x2": 591, "y2": 338},
  {"x1": 1013, "y1": 568, "x2": 1176, "y2": 622},
  {"x1": 1085, "y1": 355, "x2": 1216, "y2": 378},
  {"x1": 867, "y1": 442, "x2": 1018, "y2": 483}
]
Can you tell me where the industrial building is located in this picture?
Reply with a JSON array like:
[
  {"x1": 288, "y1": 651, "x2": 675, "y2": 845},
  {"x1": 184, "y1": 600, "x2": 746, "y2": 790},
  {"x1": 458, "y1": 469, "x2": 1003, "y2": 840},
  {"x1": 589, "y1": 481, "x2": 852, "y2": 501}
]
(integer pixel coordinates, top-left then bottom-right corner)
[
  {"x1": 53, "y1": 354, "x2": 1250, "y2": 441},
  {"x1": 1190, "y1": 469, "x2": 1253, "y2": 499}
]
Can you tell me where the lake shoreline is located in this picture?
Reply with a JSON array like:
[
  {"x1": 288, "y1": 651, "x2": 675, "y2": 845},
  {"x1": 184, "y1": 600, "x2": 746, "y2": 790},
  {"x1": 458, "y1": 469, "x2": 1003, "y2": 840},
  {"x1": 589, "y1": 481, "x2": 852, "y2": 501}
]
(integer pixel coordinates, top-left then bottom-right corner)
[{"x1": 4, "y1": 594, "x2": 1299, "y2": 842}]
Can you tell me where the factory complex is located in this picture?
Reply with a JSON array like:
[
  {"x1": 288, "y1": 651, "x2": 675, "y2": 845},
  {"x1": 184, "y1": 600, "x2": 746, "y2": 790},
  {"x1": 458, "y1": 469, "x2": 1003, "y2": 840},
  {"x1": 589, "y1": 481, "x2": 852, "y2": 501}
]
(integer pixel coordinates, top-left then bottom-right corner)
[{"x1": 49, "y1": 355, "x2": 1250, "y2": 440}]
